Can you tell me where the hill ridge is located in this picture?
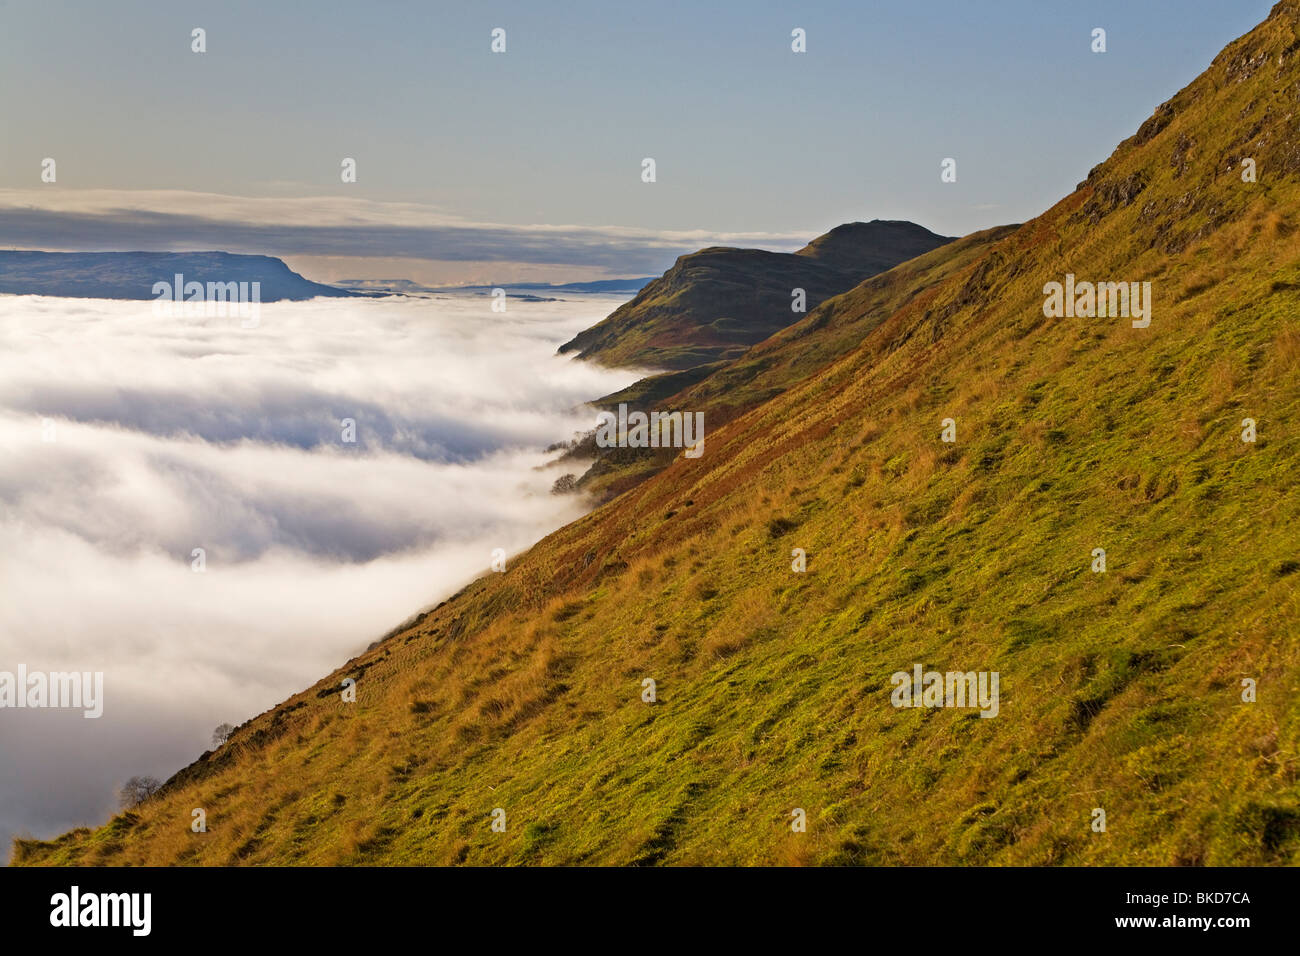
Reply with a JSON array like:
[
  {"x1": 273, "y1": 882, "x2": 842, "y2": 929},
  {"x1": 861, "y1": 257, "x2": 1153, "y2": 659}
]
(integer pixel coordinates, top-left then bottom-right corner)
[{"x1": 556, "y1": 220, "x2": 954, "y2": 371}]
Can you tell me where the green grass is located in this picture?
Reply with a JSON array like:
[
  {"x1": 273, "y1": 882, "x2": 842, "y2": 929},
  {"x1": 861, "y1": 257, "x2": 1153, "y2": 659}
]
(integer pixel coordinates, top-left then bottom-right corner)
[{"x1": 14, "y1": 4, "x2": 1300, "y2": 867}]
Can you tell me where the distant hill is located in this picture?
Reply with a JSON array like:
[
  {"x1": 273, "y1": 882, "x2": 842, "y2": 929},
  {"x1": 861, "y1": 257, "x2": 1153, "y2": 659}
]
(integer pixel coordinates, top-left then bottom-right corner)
[
  {"x1": 333, "y1": 277, "x2": 656, "y2": 296},
  {"x1": 0, "y1": 251, "x2": 358, "y2": 301},
  {"x1": 436, "y1": 278, "x2": 657, "y2": 295},
  {"x1": 332, "y1": 278, "x2": 433, "y2": 295},
  {"x1": 557, "y1": 220, "x2": 955, "y2": 370}
]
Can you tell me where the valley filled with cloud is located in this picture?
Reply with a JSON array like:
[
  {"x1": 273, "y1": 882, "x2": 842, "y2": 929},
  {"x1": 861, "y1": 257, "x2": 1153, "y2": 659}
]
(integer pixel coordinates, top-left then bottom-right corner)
[{"x1": 0, "y1": 292, "x2": 639, "y2": 848}]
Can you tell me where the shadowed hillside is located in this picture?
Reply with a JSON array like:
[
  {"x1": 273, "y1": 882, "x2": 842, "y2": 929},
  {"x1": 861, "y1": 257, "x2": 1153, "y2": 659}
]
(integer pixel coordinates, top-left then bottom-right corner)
[
  {"x1": 557, "y1": 220, "x2": 954, "y2": 370},
  {"x1": 16, "y1": 3, "x2": 1300, "y2": 866}
]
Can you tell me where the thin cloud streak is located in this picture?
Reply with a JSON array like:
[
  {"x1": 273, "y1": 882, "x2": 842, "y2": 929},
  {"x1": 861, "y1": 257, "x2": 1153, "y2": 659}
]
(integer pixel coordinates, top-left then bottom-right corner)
[{"x1": 0, "y1": 189, "x2": 811, "y2": 275}]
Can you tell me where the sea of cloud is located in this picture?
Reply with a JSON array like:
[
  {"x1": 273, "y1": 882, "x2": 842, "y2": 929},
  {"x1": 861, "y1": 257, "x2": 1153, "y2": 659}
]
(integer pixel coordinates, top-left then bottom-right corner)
[{"x1": 0, "y1": 292, "x2": 640, "y2": 855}]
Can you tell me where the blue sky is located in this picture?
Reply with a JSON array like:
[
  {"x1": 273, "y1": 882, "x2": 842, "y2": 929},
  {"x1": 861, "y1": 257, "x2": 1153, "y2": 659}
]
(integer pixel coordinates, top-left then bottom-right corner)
[{"x1": 0, "y1": 0, "x2": 1275, "y2": 283}]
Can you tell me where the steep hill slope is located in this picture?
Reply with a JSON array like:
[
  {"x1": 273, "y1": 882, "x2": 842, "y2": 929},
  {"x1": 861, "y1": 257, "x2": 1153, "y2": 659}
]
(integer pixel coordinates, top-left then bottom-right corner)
[
  {"x1": 17, "y1": 3, "x2": 1300, "y2": 866},
  {"x1": 571, "y1": 226, "x2": 1017, "y2": 497},
  {"x1": 556, "y1": 220, "x2": 954, "y2": 370},
  {"x1": 662, "y1": 226, "x2": 1019, "y2": 422}
]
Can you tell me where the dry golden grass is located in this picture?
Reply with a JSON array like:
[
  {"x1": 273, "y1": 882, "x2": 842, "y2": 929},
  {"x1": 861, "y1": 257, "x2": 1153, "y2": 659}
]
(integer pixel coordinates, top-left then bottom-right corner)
[{"x1": 16, "y1": 4, "x2": 1300, "y2": 868}]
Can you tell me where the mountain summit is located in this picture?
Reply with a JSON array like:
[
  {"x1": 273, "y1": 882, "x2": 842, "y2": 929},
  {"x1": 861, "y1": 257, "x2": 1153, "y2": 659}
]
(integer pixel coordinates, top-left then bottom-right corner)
[{"x1": 793, "y1": 220, "x2": 950, "y2": 272}]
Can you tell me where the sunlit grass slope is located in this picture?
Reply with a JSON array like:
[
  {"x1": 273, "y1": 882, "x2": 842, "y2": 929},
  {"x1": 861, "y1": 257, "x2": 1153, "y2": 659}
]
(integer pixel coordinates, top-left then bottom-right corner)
[
  {"x1": 16, "y1": 3, "x2": 1300, "y2": 866},
  {"x1": 573, "y1": 226, "x2": 1017, "y2": 500}
]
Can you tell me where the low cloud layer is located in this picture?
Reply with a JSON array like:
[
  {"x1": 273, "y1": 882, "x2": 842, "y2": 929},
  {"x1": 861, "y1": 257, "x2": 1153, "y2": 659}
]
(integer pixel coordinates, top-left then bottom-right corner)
[
  {"x1": 0, "y1": 292, "x2": 640, "y2": 854},
  {"x1": 0, "y1": 189, "x2": 809, "y2": 277}
]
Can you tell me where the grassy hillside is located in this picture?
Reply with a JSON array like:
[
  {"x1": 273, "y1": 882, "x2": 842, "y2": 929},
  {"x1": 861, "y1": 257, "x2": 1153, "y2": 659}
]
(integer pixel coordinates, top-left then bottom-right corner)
[
  {"x1": 568, "y1": 226, "x2": 1016, "y2": 499},
  {"x1": 16, "y1": 3, "x2": 1300, "y2": 866},
  {"x1": 557, "y1": 220, "x2": 953, "y2": 370}
]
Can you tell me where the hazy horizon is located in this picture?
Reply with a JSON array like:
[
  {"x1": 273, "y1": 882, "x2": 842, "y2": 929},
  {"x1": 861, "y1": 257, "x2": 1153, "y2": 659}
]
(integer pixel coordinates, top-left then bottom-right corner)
[{"x1": 0, "y1": 0, "x2": 1272, "y2": 284}]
